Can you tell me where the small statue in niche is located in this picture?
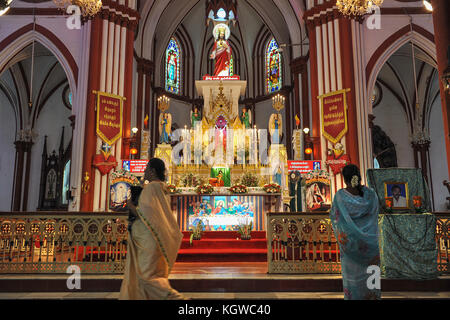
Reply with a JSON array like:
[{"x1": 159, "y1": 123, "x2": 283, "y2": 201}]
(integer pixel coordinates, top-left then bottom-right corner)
[
  {"x1": 240, "y1": 107, "x2": 252, "y2": 129},
  {"x1": 159, "y1": 112, "x2": 172, "y2": 144},
  {"x1": 269, "y1": 113, "x2": 283, "y2": 144}
]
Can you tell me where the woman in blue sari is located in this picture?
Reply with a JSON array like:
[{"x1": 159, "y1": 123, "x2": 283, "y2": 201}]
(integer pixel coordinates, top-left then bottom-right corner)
[{"x1": 330, "y1": 164, "x2": 381, "y2": 300}]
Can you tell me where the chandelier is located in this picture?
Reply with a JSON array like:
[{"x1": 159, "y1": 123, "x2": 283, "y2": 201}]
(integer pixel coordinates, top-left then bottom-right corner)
[
  {"x1": 53, "y1": 0, "x2": 102, "y2": 18},
  {"x1": 336, "y1": 0, "x2": 384, "y2": 16}
]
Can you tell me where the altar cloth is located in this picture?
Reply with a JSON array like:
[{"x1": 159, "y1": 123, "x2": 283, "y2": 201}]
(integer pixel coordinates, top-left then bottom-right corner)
[{"x1": 379, "y1": 213, "x2": 438, "y2": 279}]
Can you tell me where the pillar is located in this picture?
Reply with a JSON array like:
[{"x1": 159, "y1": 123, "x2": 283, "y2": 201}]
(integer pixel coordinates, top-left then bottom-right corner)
[
  {"x1": 305, "y1": 3, "x2": 363, "y2": 194},
  {"x1": 431, "y1": 0, "x2": 450, "y2": 177},
  {"x1": 79, "y1": 1, "x2": 139, "y2": 211}
]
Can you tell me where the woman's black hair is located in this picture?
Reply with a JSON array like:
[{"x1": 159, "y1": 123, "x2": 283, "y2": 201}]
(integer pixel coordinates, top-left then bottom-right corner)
[
  {"x1": 148, "y1": 158, "x2": 166, "y2": 181},
  {"x1": 342, "y1": 164, "x2": 364, "y2": 197}
]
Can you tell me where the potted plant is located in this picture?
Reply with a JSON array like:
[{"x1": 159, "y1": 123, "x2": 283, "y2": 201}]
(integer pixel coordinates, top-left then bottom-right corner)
[
  {"x1": 237, "y1": 219, "x2": 252, "y2": 240},
  {"x1": 189, "y1": 220, "x2": 204, "y2": 245}
]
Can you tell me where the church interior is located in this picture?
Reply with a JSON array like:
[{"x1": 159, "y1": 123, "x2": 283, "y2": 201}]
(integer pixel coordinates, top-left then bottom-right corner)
[{"x1": 0, "y1": 0, "x2": 449, "y2": 300}]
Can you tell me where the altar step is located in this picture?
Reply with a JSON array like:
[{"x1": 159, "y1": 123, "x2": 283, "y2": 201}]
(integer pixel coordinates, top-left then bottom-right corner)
[
  {"x1": 0, "y1": 274, "x2": 449, "y2": 296},
  {"x1": 177, "y1": 231, "x2": 267, "y2": 262}
]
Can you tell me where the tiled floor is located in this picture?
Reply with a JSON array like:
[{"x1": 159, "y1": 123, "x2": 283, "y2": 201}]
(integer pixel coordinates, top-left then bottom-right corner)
[
  {"x1": 0, "y1": 262, "x2": 449, "y2": 299},
  {"x1": 0, "y1": 291, "x2": 449, "y2": 300}
]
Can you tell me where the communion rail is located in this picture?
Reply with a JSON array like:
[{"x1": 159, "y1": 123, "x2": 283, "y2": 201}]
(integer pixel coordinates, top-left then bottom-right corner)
[
  {"x1": 0, "y1": 212, "x2": 128, "y2": 274},
  {"x1": 0, "y1": 212, "x2": 448, "y2": 274},
  {"x1": 266, "y1": 212, "x2": 450, "y2": 275}
]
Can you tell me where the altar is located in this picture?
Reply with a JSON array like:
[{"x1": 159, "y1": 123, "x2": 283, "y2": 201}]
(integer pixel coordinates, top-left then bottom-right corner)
[{"x1": 170, "y1": 191, "x2": 281, "y2": 231}]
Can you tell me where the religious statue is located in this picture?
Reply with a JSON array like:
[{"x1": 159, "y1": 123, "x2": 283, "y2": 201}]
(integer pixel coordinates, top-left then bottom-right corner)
[
  {"x1": 240, "y1": 107, "x2": 252, "y2": 129},
  {"x1": 159, "y1": 112, "x2": 172, "y2": 144},
  {"x1": 191, "y1": 106, "x2": 202, "y2": 128},
  {"x1": 210, "y1": 23, "x2": 232, "y2": 77},
  {"x1": 269, "y1": 113, "x2": 283, "y2": 144}
]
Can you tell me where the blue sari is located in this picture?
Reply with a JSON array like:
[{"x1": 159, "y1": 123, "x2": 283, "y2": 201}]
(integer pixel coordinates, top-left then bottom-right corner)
[{"x1": 330, "y1": 186, "x2": 381, "y2": 300}]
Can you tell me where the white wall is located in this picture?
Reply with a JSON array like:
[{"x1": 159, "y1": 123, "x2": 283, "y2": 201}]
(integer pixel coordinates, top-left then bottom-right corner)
[
  {"x1": 373, "y1": 83, "x2": 415, "y2": 168},
  {"x1": 27, "y1": 85, "x2": 71, "y2": 211},
  {"x1": 0, "y1": 90, "x2": 16, "y2": 211}
]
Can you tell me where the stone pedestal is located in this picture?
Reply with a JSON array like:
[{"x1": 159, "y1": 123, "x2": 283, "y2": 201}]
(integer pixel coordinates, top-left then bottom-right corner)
[{"x1": 154, "y1": 144, "x2": 173, "y2": 183}]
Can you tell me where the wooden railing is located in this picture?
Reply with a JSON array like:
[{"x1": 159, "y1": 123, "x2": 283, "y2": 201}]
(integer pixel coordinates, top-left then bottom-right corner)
[
  {"x1": 0, "y1": 212, "x2": 128, "y2": 274},
  {"x1": 267, "y1": 212, "x2": 450, "y2": 275}
]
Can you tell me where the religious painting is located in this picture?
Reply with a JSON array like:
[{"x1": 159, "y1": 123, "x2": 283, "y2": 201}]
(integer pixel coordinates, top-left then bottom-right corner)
[
  {"x1": 384, "y1": 182, "x2": 409, "y2": 209},
  {"x1": 266, "y1": 38, "x2": 282, "y2": 93},
  {"x1": 210, "y1": 167, "x2": 231, "y2": 187},
  {"x1": 187, "y1": 196, "x2": 257, "y2": 231},
  {"x1": 110, "y1": 180, "x2": 131, "y2": 211},
  {"x1": 109, "y1": 172, "x2": 139, "y2": 211},
  {"x1": 165, "y1": 38, "x2": 181, "y2": 94},
  {"x1": 304, "y1": 170, "x2": 331, "y2": 212}
]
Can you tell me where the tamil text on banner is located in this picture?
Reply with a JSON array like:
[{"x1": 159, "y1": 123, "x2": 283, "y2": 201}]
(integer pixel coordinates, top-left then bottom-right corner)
[
  {"x1": 319, "y1": 89, "x2": 350, "y2": 144},
  {"x1": 288, "y1": 160, "x2": 322, "y2": 173},
  {"x1": 96, "y1": 91, "x2": 124, "y2": 146}
]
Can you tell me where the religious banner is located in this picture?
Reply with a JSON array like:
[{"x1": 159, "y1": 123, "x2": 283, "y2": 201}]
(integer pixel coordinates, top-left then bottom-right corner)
[
  {"x1": 96, "y1": 91, "x2": 124, "y2": 146},
  {"x1": 319, "y1": 89, "x2": 350, "y2": 144}
]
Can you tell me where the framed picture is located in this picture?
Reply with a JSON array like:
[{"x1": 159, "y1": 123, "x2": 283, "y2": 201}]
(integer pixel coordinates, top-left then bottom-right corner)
[{"x1": 384, "y1": 182, "x2": 409, "y2": 209}]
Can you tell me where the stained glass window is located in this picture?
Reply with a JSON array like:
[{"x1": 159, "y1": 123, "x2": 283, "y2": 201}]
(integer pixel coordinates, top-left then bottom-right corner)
[
  {"x1": 165, "y1": 38, "x2": 181, "y2": 94},
  {"x1": 266, "y1": 38, "x2": 282, "y2": 93}
]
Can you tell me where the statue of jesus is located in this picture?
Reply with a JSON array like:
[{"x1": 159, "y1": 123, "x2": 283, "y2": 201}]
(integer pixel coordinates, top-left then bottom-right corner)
[{"x1": 210, "y1": 24, "x2": 232, "y2": 77}]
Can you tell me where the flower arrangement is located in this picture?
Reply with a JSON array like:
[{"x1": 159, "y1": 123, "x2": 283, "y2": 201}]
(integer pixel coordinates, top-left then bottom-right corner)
[
  {"x1": 237, "y1": 219, "x2": 252, "y2": 240},
  {"x1": 189, "y1": 221, "x2": 204, "y2": 245},
  {"x1": 240, "y1": 172, "x2": 259, "y2": 187},
  {"x1": 180, "y1": 172, "x2": 203, "y2": 187},
  {"x1": 263, "y1": 183, "x2": 281, "y2": 194},
  {"x1": 413, "y1": 196, "x2": 425, "y2": 213},
  {"x1": 110, "y1": 169, "x2": 140, "y2": 186},
  {"x1": 166, "y1": 184, "x2": 179, "y2": 194},
  {"x1": 196, "y1": 184, "x2": 214, "y2": 195},
  {"x1": 229, "y1": 184, "x2": 248, "y2": 194}
]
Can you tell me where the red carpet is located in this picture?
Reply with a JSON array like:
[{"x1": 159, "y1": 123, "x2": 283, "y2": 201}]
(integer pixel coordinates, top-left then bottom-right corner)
[{"x1": 176, "y1": 231, "x2": 268, "y2": 262}]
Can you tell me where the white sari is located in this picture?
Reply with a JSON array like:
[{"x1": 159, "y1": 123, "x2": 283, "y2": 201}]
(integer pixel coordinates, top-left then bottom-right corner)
[{"x1": 119, "y1": 181, "x2": 184, "y2": 300}]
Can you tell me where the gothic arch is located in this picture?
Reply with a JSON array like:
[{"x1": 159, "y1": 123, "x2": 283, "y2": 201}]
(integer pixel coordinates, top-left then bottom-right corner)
[
  {"x1": 0, "y1": 23, "x2": 78, "y2": 99},
  {"x1": 366, "y1": 24, "x2": 436, "y2": 113}
]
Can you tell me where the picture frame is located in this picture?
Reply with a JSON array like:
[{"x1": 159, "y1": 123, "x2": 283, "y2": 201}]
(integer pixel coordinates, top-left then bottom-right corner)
[{"x1": 384, "y1": 182, "x2": 409, "y2": 209}]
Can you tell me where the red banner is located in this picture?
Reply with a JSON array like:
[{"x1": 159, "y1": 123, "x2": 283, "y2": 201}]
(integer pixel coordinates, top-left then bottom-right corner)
[
  {"x1": 320, "y1": 89, "x2": 349, "y2": 144},
  {"x1": 96, "y1": 92, "x2": 123, "y2": 145},
  {"x1": 288, "y1": 160, "x2": 322, "y2": 173},
  {"x1": 202, "y1": 75, "x2": 240, "y2": 81}
]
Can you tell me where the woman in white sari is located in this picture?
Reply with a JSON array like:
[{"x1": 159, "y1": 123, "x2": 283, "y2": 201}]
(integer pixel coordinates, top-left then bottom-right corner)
[{"x1": 119, "y1": 158, "x2": 184, "y2": 300}]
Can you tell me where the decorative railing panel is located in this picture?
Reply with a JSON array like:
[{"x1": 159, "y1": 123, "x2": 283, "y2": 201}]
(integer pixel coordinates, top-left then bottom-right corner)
[
  {"x1": 0, "y1": 212, "x2": 128, "y2": 274},
  {"x1": 267, "y1": 212, "x2": 450, "y2": 275},
  {"x1": 436, "y1": 214, "x2": 450, "y2": 275},
  {"x1": 267, "y1": 212, "x2": 341, "y2": 274}
]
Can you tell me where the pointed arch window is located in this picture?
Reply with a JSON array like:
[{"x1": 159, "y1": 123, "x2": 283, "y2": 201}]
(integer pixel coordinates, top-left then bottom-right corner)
[
  {"x1": 165, "y1": 38, "x2": 181, "y2": 94},
  {"x1": 266, "y1": 38, "x2": 282, "y2": 93}
]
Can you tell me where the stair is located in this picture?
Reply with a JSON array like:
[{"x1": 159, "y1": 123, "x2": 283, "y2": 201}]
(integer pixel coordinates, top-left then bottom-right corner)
[{"x1": 176, "y1": 231, "x2": 267, "y2": 262}]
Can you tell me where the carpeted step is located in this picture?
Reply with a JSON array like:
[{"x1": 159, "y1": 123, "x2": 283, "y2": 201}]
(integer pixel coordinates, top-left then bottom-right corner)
[
  {"x1": 180, "y1": 238, "x2": 267, "y2": 249},
  {"x1": 176, "y1": 248, "x2": 268, "y2": 262}
]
